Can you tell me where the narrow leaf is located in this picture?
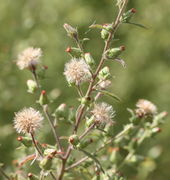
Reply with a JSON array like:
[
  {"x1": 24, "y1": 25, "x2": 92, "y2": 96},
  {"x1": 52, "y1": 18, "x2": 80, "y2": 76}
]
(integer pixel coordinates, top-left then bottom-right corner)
[
  {"x1": 98, "y1": 90, "x2": 121, "y2": 102},
  {"x1": 115, "y1": 58, "x2": 126, "y2": 68},
  {"x1": 125, "y1": 22, "x2": 148, "y2": 29},
  {"x1": 80, "y1": 149, "x2": 105, "y2": 173},
  {"x1": 89, "y1": 24, "x2": 104, "y2": 30}
]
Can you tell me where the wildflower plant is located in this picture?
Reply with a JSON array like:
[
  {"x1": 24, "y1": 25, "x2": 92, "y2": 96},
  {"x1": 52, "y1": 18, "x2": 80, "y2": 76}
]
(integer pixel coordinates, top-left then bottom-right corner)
[{"x1": 0, "y1": 0, "x2": 167, "y2": 180}]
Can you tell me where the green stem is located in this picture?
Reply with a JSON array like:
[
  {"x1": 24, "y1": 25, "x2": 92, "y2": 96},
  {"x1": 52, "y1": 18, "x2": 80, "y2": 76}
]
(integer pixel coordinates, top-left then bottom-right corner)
[{"x1": 43, "y1": 105, "x2": 63, "y2": 152}]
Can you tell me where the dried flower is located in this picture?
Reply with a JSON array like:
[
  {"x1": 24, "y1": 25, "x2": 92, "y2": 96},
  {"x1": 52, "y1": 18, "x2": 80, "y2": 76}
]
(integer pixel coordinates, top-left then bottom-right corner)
[
  {"x1": 91, "y1": 102, "x2": 115, "y2": 123},
  {"x1": 64, "y1": 58, "x2": 91, "y2": 85},
  {"x1": 14, "y1": 107, "x2": 43, "y2": 134},
  {"x1": 16, "y1": 47, "x2": 42, "y2": 70},
  {"x1": 135, "y1": 99, "x2": 157, "y2": 117}
]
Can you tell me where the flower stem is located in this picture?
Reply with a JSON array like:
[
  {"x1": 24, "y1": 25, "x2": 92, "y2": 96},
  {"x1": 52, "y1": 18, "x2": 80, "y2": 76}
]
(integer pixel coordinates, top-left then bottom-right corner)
[
  {"x1": 30, "y1": 132, "x2": 43, "y2": 157},
  {"x1": 43, "y1": 105, "x2": 63, "y2": 152}
]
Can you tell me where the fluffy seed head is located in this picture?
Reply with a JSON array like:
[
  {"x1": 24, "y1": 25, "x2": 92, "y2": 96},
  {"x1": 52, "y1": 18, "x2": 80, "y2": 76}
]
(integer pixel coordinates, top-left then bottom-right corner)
[
  {"x1": 136, "y1": 99, "x2": 157, "y2": 117},
  {"x1": 14, "y1": 107, "x2": 43, "y2": 134},
  {"x1": 16, "y1": 47, "x2": 42, "y2": 70},
  {"x1": 91, "y1": 102, "x2": 115, "y2": 123},
  {"x1": 64, "y1": 58, "x2": 91, "y2": 85}
]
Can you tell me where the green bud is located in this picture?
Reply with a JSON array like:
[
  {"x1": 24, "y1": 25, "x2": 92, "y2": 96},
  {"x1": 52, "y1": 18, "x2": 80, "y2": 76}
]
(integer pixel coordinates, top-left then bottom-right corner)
[
  {"x1": 86, "y1": 116, "x2": 95, "y2": 128},
  {"x1": 63, "y1": 23, "x2": 78, "y2": 39},
  {"x1": 101, "y1": 24, "x2": 113, "y2": 40},
  {"x1": 38, "y1": 90, "x2": 49, "y2": 105},
  {"x1": 27, "y1": 173, "x2": 39, "y2": 180},
  {"x1": 151, "y1": 127, "x2": 161, "y2": 137},
  {"x1": 43, "y1": 148, "x2": 57, "y2": 157},
  {"x1": 39, "y1": 156, "x2": 53, "y2": 170},
  {"x1": 98, "y1": 66, "x2": 110, "y2": 80},
  {"x1": 121, "y1": 8, "x2": 137, "y2": 23},
  {"x1": 54, "y1": 103, "x2": 67, "y2": 119},
  {"x1": 80, "y1": 96, "x2": 91, "y2": 106},
  {"x1": 69, "y1": 135, "x2": 80, "y2": 146},
  {"x1": 104, "y1": 46, "x2": 125, "y2": 60},
  {"x1": 65, "y1": 47, "x2": 82, "y2": 58},
  {"x1": 27, "y1": 80, "x2": 37, "y2": 94},
  {"x1": 76, "y1": 138, "x2": 93, "y2": 149},
  {"x1": 17, "y1": 136, "x2": 32, "y2": 147},
  {"x1": 84, "y1": 53, "x2": 95, "y2": 67}
]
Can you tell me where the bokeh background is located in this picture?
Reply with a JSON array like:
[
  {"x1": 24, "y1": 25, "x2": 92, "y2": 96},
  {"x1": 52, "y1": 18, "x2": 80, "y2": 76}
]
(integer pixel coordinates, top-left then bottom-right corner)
[{"x1": 0, "y1": 0, "x2": 170, "y2": 179}]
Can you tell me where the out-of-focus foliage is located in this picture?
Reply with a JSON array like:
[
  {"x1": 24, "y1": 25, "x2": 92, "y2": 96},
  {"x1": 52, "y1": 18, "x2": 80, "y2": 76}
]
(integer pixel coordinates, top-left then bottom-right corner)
[{"x1": 0, "y1": 0, "x2": 170, "y2": 179}]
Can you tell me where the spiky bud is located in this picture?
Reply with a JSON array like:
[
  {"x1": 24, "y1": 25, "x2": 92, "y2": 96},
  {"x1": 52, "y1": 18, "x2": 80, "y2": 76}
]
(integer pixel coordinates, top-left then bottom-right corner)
[
  {"x1": 63, "y1": 23, "x2": 78, "y2": 39},
  {"x1": 38, "y1": 90, "x2": 49, "y2": 106},
  {"x1": 65, "y1": 47, "x2": 82, "y2": 58},
  {"x1": 27, "y1": 80, "x2": 38, "y2": 94},
  {"x1": 84, "y1": 53, "x2": 95, "y2": 67},
  {"x1": 17, "y1": 136, "x2": 32, "y2": 147},
  {"x1": 98, "y1": 66, "x2": 110, "y2": 80},
  {"x1": 101, "y1": 24, "x2": 113, "y2": 40},
  {"x1": 104, "y1": 46, "x2": 125, "y2": 59}
]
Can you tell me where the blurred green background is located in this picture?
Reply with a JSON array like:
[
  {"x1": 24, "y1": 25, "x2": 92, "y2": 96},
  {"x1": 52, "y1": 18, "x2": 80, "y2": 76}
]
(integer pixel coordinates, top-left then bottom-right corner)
[{"x1": 0, "y1": 0, "x2": 170, "y2": 179}]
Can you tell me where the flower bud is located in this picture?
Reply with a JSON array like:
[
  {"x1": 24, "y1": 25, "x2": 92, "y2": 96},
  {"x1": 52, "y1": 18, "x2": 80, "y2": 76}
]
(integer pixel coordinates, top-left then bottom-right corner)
[
  {"x1": 84, "y1": 53, "x2": 95, "y2": 67},
  {"x1": 121, "y1": 8, "x2": 137, "y2": 23},
  {"x1": 86, "y1": 116, "x2": 95, "y2": 128},
  {"x1": 54, "y1": 103, "x2": 67, "y2": 119},
  {"x1": 38, "y1": 90, "x2": 49, "y2": 106},
  {"x1": 151, "y1": 127, "x2": 161, "y2": 137},
  {"x1": 43, "y1": 148, "x2": 57, "y2": 157},
  {"x1": 68, "y1": 135, "x2": 80, "y2": 146},
  {"x1": 17, "y1": 136, "x2": 32, "y2": 147},
  {"x1": 98, "y1": 66, "x2": 110, "y2": 80},
  {"x1": 104, "y1": 46, "x2": 125, "y2": 59},
  {"x1": 27, "y1": 80, "x2": 37, "y2": 94},
  {"x1": 80, "y1": 96, "x2": 91, "y2": 106},
  {"x1": 63, "y1": 23, "x2": 78, "y2": 39},
  {"x1": 65, "y1": 47, "x2": 82, "y2": 58},
  {"x1": 101, "y1": 24, "x2": 113, "y2": 40},
  {"x1": 27, "y1": 173, "x2": 39, "y2": 180},
  {"x1": 39, "y1": 155, "x2": 53, "y2": 170}
]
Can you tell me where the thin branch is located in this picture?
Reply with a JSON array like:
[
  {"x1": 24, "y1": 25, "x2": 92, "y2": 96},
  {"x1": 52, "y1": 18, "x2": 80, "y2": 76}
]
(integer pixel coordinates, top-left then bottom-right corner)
[
  {"x1": 79, "y1": 123, "x2": 95, "y2": 140},
  {"x1": 43, "y1": 105, "x2": 63, "y2": 152},
  {"x1": 30, "y1": 132, "x2": 43, "y2": 157}
]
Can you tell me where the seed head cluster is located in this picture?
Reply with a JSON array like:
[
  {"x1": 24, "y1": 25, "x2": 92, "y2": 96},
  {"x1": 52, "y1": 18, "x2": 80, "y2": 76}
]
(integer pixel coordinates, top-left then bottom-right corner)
[
  {"x1": 91, "y1": 102, "x2": 115, "y2": 123},
  {"x1": 136, "y1": 99, "x2": 157, "y2": 117},
  {"x1": 16, "y1": 47, "x2": 42, "y2": 70},
  {"x1": 64, "y1": 58, "x2": 91, "y2": 85},
  {"x1": 14, "y1": 107, "x2": 43, "y2": 134}
]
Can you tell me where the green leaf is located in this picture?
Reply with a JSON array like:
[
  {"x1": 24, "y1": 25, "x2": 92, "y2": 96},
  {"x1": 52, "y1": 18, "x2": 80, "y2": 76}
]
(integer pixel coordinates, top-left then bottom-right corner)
[
  {"x1": 124, "y1": 22, "x2": 148, "y2": 29},
  {"x1": 89, "y1": 24, "x2": 106, "y2": 30},
  {"x1": 79, "y1": 149, "x2": 105, "y2": 173},
  {"x1": 98, "y1": 90, "x2": 121, "y2": 102}
]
